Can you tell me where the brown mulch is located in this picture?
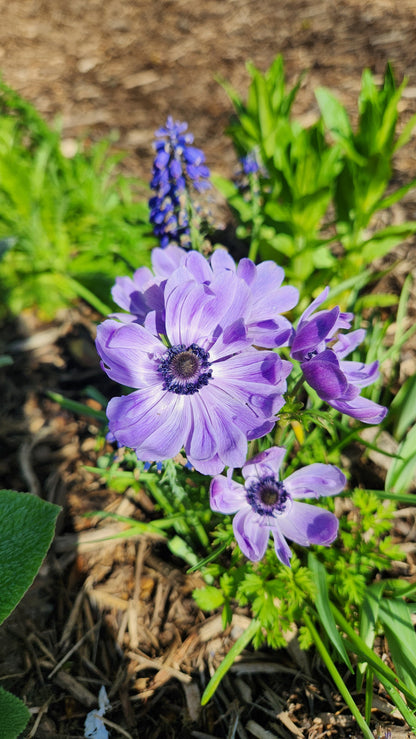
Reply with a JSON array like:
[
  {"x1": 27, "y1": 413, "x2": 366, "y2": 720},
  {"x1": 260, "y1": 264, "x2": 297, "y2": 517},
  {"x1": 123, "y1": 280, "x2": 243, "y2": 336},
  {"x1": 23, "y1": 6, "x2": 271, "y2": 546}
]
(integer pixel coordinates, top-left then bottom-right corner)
[{"x1": 1, "y1": 1, "x2": 416, "y2": 737}]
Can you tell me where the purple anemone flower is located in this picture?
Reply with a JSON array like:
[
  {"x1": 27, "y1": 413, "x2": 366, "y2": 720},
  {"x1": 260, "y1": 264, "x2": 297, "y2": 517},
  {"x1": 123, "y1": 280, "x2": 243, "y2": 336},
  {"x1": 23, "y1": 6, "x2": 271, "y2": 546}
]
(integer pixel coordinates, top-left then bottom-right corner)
[
  {"x1": 290, "y1": 288, "x2": 387, "y2": 424},
  {"x1": 210, "y1": 446, "x2": 345, "y2": 565},
  {"x1": 97, "y1": 270, "x2": 292, "y2": 475},
  {"x1": 111, "y1": 246, "x2": 298, "y2": 349}
]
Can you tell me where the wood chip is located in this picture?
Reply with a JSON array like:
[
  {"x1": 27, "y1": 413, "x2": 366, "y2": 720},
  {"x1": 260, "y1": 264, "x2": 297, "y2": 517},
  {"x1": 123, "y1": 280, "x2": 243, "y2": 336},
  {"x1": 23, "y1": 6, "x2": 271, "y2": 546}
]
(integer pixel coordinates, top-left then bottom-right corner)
[
  {"x1": 198, "y1": 613, "x2": 251, "y2": 643},
  {"x1": 52, "y1": 670, "x2": 96, "y2": 708},
  {"x1": 276, "y1": 711, "x2": 304, "y2": 737},
  {"x1": 246, "y1": 720, "x2": 279, "y2": 739},
  {"x1": 182, "y1": 681, "x2": 202, "y2": 722},
  {"x1": 127, "y1": 650, "x2": 192, "y2": 684}
]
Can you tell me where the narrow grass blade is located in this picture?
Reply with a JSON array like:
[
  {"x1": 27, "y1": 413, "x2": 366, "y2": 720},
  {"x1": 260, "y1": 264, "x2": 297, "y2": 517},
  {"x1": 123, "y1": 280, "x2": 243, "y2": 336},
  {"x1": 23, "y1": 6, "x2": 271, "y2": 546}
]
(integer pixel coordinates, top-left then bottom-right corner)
[
  {"x1": 385, "y1": 423, "x2": 416, "y2": 494},
  {"x1": 66, "y1": 276, "x2": 113, "y2": 316},
  {"x1": 303, "y1": 611, "x2": 373, "y2": 739},
  {"x1": 375, "y1": 675, "x2": 416, "y2": 733},
  {"x1": 366, "y1": 489, "x2": 416, "y2": 504},
  {"x1": 201, "y1": 619, "x2": 260, "y2": 705},
  {"x1": 47, "y1": 391, "x2": 107, "y2": 422},
  {"x1": 308, "y1": 553, "x2": 352, "y2": 670},
  {"x1": 357, "y1": 582, "x2": 385, "y2": 690}
]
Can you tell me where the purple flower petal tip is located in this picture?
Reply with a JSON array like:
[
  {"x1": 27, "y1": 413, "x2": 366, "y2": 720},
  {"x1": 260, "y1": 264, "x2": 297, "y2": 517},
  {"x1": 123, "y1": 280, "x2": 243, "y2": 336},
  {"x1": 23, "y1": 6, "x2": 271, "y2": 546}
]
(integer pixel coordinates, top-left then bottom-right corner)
[{"x1": 291, "y1": 291, "x2": 387, "y2": 424}]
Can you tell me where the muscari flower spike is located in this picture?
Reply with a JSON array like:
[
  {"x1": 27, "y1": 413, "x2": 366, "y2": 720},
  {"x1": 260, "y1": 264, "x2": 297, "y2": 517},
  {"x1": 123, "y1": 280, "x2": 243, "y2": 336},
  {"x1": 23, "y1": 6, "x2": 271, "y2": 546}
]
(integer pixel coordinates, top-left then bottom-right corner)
[
  {"x1": 96, "y1": 266, "x2": 292, "y2": 476},
  {"x1": 210, "y1": 446, "x2": 345, "y2": 565},
  {"x1": 149, "y1": 116, "x2": 211, "y2": 249},
  {"x1": 240, "y1": 150, "x2": 261, "y2": 175},
  {"x1": 290, "y1": 287, "x2": 387, "y2": 424}
]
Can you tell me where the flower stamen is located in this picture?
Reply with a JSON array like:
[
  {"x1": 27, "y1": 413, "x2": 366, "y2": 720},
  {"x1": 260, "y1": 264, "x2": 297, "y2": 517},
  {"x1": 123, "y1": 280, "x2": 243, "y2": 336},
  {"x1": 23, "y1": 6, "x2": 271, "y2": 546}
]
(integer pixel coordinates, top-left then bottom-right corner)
[
  {"x1": 159, "y1": 343, "x2": 212, "y2": 395},
  {"x1": 246, "y1": 475, "x2": 292, "y2": 517}
]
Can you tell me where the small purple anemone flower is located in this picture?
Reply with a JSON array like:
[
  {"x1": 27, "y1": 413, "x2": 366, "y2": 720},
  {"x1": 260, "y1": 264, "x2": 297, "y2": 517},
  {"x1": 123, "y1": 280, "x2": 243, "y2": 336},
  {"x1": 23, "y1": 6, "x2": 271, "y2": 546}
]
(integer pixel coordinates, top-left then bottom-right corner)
[
  {"x1": 210, "y1": 446, "x2": 345, "y2": 565},
  {"x1": 149, "y1": 117, "x2": 211, "y2": 249},
  {"x1": 290, "y1": 288, "x2": 387, "y2": 424},
  {"x1": 97, "y1": 270, "x2": 292, "y2": 476}
]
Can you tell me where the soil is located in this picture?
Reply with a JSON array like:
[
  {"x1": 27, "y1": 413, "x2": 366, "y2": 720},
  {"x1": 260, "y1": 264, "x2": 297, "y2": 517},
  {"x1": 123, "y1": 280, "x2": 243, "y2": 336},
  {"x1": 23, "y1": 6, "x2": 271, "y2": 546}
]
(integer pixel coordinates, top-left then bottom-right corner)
[{"x1": 1, "y1": 1, "x2": 416, "y2": 738}]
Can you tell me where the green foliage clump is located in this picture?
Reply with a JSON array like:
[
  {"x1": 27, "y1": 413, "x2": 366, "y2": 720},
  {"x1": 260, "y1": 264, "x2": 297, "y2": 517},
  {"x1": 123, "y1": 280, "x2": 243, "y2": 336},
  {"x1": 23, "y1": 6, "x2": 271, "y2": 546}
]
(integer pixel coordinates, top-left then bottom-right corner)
[
  {"x1": 215, "y1": 56, "x2": 416, "y2": 306},
  {"x1": 0, "y1": 79, "x2": 156, "y2": 319}
]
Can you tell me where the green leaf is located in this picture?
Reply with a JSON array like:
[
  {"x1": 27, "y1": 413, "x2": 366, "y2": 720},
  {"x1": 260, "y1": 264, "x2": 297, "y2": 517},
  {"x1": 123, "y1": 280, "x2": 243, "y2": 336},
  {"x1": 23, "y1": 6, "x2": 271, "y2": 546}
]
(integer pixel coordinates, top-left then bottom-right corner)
[
  {"x1": 367, "y1": 489, "x2": 416, "y2": 505},
  {"x1": 316, "y1": 88, "x2": 366, "y2": 165},
  {"x1": 390, "y1": 374, "x2": 416, "y2": 441},
  {"x1": 354, "y1": 293, "x2": 398, "y2": 310},
  {"x1": 304, "y1": 611, "x2": 373, "y2": 739},
  {"x1": 379, "y1": 597, "x2": 416, "y2": 695},
  {"x1": 66, "y1": 276, "x2": 112, "y2": 316},
  {"x1": 167, "y1": 535, "x2": 199, "y2": 569},
  {"x1": 0, "y1": 490, "x2": 60, "y2": 624},
  {"x1": 375, "y1": 677, "x2": 416, "y2": 733},
  {"x1": 47, "y1": 391, "x2": 107, "y2": 422},
  {"x1": 375, "y1": 80, "x2": 406, "y2": 153},
  {"x1": 357, "y1": 582, "x2": 385, "y2": 690},
  {"x1": 211, "y1": 173, "x2": 238, "y2": 199},
  {"x1": 311, "y1": 245, "x2": 337, "y2": 269},
  {"x1": 385, "y1": 424, "x2": 416, "y2": 494},
  {"x1": 315, "y1": 88, "x2": 353, "y2": 140},
  {"x1": 376, "y1": 176, "x2": 416, "y2": 210},
  {"x1": 308, "y1": 553, "x2": 353, "y2": 670},
  {"x1": 0, "y1": 686, "x2": 31, "y2": 739},
  {"x1": 394, "y1": 111, "x2": 416, "y2": 152},
  {"x1": 360, "y1": 222, "x2": 416, "y2": 263},
  {"x1": 193, "y1": 586, "x2": 225, "y2": 612},
  {"x1": 201, "y1": 619, "x2": 261, "y2": 705},
  {"x1": 332, "y1": 604, "x2": 416, "y2": 707}
]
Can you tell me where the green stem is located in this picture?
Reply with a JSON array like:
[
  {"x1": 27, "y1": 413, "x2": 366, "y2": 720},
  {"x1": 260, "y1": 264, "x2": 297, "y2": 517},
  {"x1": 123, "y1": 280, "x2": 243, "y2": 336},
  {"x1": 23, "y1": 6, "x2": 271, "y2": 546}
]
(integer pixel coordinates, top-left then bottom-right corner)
[
  {"x1": 287, "y1": 375, "x2": 305, "y2": 401},
  {"x1": 66, "y1": 276, "x2": 112, "y2": 316},
  {"x1": 247, "y1": 173, "x2": 262, "y2": 263},
  {"x1": 303, "y1": 611, "x2": 374, "y2": 739},
  {"x1": 248, "y1": 234, "x2": 260, "y2": 263}
]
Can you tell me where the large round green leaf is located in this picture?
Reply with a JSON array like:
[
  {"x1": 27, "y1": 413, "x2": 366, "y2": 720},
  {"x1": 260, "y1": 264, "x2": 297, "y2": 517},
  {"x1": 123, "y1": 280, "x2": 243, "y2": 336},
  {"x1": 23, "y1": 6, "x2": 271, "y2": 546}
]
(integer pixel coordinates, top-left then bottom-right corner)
[
  {"x1": 0, "y1": 687, "x2": 30, "y2": 739},
  {"x1": 0, "y1": 490, "x2": 60, "y2": 625}
]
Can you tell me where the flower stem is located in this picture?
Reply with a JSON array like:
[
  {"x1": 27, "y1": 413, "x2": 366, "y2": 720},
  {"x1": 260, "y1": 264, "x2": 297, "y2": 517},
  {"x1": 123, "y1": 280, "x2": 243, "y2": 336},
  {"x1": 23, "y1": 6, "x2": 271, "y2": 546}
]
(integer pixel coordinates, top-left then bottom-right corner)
[{"x1": 288, "y1": 375, "x2": 305, "y2": 401}]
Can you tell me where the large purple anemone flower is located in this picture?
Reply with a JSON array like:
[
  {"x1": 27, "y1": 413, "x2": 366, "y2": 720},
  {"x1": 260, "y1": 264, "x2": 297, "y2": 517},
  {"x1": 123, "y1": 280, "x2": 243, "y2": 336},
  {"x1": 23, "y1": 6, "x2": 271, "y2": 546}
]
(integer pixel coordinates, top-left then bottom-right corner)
[
  {"x1": 97, "y1": 271, "x2": 292, "y2": 475},
  {"x1": 111, "y1": 246, "x2": 298, "y2": 349},
  {"x1": 210, "y1": 446, "x2": 345, "y2": 565},
  {"x1": 290, "y1": 287, "x2": 387, "y2": 424}
]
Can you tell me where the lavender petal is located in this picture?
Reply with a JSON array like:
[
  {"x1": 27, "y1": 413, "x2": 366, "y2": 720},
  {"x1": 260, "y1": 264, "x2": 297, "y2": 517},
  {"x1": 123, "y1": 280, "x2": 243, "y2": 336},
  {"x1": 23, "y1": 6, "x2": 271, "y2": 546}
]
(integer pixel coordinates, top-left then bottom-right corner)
[
  {"x1": 284, "y1": 464, "x2": 346, "y2": 499},
  {"x1": 277, "y1": 501, "x2": 339, "y2": 547},
  {"x1": 233, "y1": 508, "x2": 269, "y2": 561}
]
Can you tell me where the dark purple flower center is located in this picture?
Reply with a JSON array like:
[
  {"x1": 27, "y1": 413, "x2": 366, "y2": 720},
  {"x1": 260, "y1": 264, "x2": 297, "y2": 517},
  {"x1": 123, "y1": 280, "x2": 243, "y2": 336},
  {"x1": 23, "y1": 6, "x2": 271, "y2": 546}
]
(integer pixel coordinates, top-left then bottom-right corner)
[
  {"x1": 158, "y1": 343, "x2": 212, "y2": 395},
  {"x1": 246, "y1": 475, "x2": 292, "y2": 517}
]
